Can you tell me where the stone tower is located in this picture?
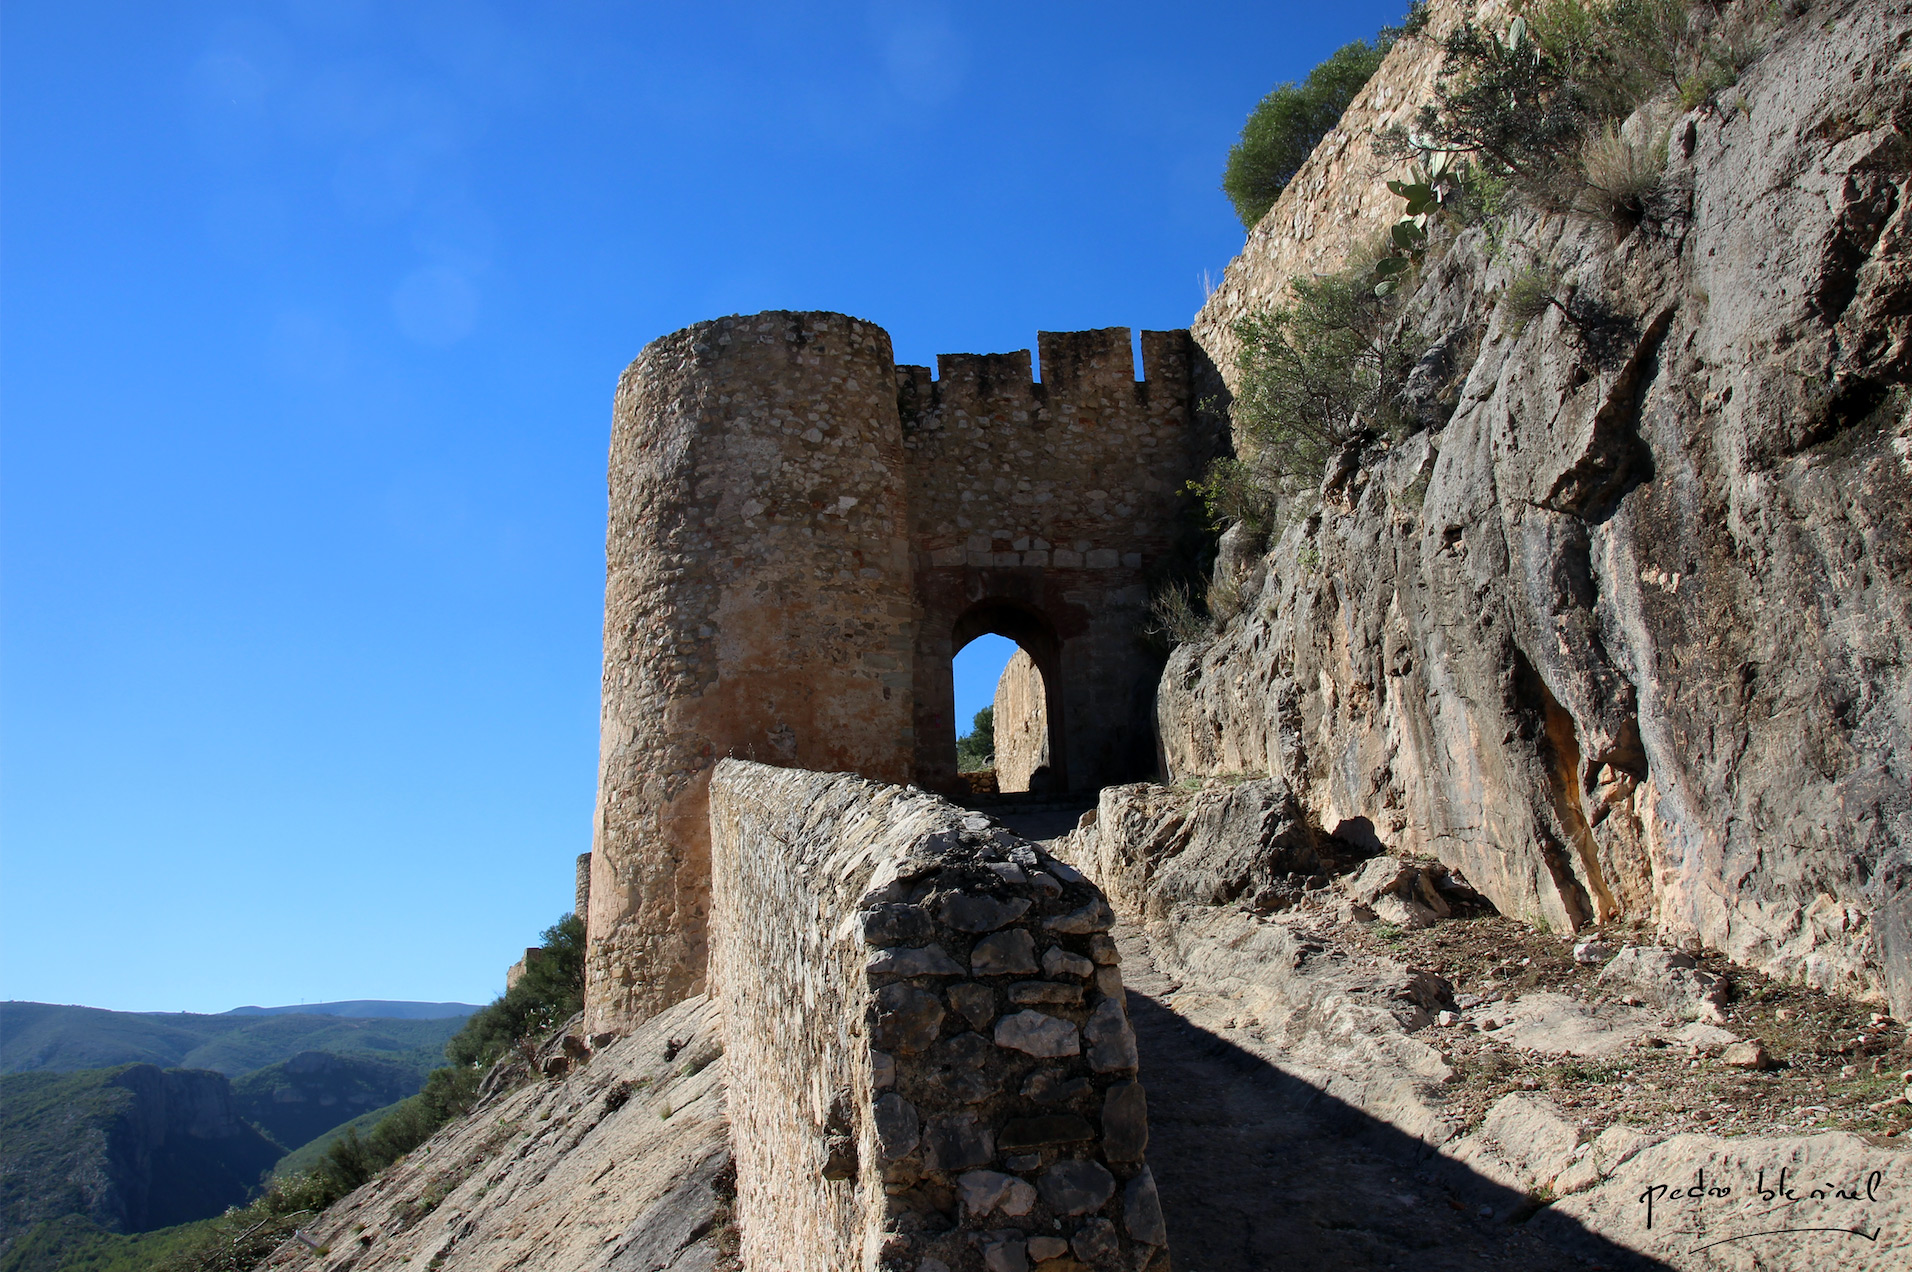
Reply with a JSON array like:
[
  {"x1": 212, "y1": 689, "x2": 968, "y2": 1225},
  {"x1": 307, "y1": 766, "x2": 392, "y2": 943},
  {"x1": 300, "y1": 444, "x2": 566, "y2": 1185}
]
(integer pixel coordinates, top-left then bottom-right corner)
[
  {"x1": 587, "y1": 310, "x2": 1217, "y2": 1033},
  {"x1": 586, "y1": 312, "x2": 918, "y2": 1032}
]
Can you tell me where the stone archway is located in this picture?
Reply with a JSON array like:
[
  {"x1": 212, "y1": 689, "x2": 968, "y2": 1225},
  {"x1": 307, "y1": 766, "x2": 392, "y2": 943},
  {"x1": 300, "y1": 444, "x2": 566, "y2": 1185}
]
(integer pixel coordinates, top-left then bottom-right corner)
[{"x1": 952, "y1": 599, "x2": 1068, "y2": 793}]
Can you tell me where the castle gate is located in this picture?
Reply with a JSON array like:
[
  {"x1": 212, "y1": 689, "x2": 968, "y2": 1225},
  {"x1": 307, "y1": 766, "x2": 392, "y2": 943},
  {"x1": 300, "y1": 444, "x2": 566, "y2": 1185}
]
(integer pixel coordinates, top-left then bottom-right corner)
[
  {"x1": 586, "y1": 312, "x2": 1218, "y2": 1032},
  {"x1": 898, "y1": 328, "x2": 1212, "y2": 795}
]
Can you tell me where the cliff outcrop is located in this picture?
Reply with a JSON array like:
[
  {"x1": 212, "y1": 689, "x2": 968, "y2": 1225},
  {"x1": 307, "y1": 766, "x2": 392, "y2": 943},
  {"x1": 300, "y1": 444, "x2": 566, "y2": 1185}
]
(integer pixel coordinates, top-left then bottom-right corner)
[
  {"x1": 0, "y1": 1064, "x2": 282, "y2": 1249},
  {"x1": 1170, "y1": 0, "x2": 1912, "y2": 1014},
  {"x1": 255, "y1": 996, "x2": 734, "y2": 1272}
]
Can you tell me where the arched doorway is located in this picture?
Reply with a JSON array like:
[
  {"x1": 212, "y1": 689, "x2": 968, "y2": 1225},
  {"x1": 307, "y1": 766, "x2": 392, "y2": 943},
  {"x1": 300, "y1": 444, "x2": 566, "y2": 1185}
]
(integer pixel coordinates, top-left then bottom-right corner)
[{"x1": 934, "y1": 598, "x2": 1068, "y2": 795}]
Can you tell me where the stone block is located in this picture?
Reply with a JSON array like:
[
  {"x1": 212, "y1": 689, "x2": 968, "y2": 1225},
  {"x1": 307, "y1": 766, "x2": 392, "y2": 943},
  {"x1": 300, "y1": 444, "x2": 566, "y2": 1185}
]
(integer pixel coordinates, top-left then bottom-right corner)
[
  {"x1": 972, "y1": 929, "x2": 1040, "y2": 976},
  {"x1": 996, "y1": 1010, "x2": 1081, "y2": 1058},
  {"x1": 1038, "y1": 1160, "x2": 1116, "y2": 1215}
]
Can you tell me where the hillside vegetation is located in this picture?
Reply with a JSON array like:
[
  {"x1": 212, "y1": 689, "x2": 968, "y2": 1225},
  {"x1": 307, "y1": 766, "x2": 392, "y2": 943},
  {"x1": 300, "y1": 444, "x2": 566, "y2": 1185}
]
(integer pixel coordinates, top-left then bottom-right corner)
[
  {"x1": 0, "y1": 1003, "x2": 464, "y2": 1078},
  {"x1": 230, "y1": 1053, "x2": 422, "y2": 1153},
  {"x1": 0, "y1": 1066, "x2": 282, "y2": 1250},
  {"x1": 1, "y1": 915, "x2": 588, "y2": 1272}
]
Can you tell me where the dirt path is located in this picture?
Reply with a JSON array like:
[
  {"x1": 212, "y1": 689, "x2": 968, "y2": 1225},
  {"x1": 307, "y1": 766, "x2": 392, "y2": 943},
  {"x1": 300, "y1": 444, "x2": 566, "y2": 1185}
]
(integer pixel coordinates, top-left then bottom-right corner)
[{"x1": 1114, "y1": 924, "x2": 1608, "y2": 1272}]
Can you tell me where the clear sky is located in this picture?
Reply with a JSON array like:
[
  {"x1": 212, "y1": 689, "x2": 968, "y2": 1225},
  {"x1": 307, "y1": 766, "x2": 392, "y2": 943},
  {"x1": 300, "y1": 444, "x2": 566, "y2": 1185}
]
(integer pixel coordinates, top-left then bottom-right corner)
[{"x1": 2, "y1": 0, "x2": 1408, "y2": 1013}]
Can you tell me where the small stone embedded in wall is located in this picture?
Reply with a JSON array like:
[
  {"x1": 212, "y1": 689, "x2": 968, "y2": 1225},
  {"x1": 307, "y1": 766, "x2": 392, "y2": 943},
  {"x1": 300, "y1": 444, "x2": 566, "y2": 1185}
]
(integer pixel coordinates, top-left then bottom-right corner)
[{"x1": 971, "y1": 929, "x2": 1039, "y2": 976}]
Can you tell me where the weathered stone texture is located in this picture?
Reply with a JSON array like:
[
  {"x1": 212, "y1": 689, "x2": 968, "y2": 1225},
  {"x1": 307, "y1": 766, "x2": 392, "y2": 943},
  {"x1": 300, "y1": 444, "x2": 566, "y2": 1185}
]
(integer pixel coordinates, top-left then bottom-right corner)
[
  {"x1": 255, "y1": 995, "x2": 734, "y2": 1272},
  {"x1": 992, "y1": 648, "x2": 1049, "y2": 793},
  {"x1": 903, "y1": 328, "x2": 1219, "y2": 794},
  {"x1": 708, "y1": 760, "x2": 1163, "y2": 1272},
  {"x1": 589, "y1": 310, "x2": 1221, "y2": 1031},
  {"x1": 1189, "y1": 0, "x2": 1493, "y2": 375},
  {"x1": 1057, "y1": 782, "x2": 1464, "y2": 1145},
  {"x1": 1170, "y1": 1, "x2": 1912, "y2": 1011},
  {"x1": 587, "y1": 312, "x2": 917, "y2": 1033}
]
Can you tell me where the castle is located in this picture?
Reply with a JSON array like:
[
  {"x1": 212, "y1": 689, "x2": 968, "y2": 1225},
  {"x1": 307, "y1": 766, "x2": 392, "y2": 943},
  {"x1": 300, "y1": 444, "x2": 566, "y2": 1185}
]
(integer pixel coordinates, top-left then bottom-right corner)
[{"x1": 584, "y1": 312, "x2": 1223, "y2": 1031}]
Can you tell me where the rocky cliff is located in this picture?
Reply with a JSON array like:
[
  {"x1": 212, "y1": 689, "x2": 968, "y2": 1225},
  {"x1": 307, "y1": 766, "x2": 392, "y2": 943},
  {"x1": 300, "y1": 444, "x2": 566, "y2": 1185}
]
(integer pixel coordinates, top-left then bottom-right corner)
[
  {"x1": 254, "y1": 998, "x2": 734, "y2": 1272},
  {"x1": 1170, "y1": 0, "x2": 1912, "y2": 1014},
  {"x1": 0, "y1": 1064, "x2": 283, "y2": 1250}
]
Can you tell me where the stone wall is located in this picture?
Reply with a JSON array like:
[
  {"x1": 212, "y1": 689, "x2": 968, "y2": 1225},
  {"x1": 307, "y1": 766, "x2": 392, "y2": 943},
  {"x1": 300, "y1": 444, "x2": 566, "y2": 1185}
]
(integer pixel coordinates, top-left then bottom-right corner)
[
  {"x1": 587, "y1": 312, "x2": 918, "y2": 1033},
  {"x1": 992, "y1": 650, "x2": 1049, "y2": 794},
  {"x1": 902, "y1": 329, "x2": 1217, "y2": 796},
  {"x1": 1189, "y1": 0, "x2": 1495, "y2": 382},
  {"x1": 709, "y1": 760, "x2": 1165, "y2": 1272}
]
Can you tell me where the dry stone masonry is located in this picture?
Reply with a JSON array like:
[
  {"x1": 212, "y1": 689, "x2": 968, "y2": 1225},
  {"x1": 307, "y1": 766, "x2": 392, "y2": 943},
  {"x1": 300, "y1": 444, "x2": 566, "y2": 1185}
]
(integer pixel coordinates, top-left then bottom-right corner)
[
  {"x1": 709, "y1": 760, "x2": 1165, "y2": 1272},
  {"x1": 589, "y1": 312, "x2": 1218, "y2": 1032}
]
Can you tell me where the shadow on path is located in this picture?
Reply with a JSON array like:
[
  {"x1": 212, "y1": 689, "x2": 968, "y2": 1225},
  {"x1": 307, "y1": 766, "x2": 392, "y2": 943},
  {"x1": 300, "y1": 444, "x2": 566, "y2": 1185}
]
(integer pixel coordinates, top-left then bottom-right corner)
[{"x1": 1122, "y1": 937, "x2": 1667, "y2": 1272}]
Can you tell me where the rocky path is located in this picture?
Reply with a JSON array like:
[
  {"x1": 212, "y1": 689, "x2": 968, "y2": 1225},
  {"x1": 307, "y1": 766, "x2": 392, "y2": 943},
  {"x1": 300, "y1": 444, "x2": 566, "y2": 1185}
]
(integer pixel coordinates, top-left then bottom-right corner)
[{"x1": 1115, "y1": 924, "x2": 1608, "y2": 1272}]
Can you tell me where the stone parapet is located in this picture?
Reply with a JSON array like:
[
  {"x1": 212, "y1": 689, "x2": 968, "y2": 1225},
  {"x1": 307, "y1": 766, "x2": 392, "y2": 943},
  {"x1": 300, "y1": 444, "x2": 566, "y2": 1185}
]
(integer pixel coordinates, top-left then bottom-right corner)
[{"x1": 709, "y1": 759, "x2": 1165, "y2": 1272}]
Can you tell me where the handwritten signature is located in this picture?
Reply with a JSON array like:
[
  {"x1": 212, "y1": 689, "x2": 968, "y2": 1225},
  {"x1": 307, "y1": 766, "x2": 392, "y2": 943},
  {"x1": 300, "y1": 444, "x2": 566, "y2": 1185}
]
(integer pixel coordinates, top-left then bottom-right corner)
[{"x1": 1630, "y1": 1165, "x2": 1890, "y2": 1253}]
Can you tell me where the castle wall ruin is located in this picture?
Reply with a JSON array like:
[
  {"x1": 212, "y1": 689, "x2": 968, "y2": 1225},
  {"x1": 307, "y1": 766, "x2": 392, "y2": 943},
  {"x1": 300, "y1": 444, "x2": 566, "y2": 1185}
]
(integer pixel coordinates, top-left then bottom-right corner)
[
  {"x1": 587, "y1": 310, "x2": 1218, "y2": 1032},
  {"x1": 709, "y1": 760, "x2": 1164, "y2": 1271},
  {"x1": 993, "y1": 649, "x2": 1049, "y2": 793}
]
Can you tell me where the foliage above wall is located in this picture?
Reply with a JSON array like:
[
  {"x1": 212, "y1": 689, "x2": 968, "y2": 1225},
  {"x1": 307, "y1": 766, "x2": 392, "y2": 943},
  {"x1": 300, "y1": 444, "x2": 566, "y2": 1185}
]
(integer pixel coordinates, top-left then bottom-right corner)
[{"x1": 1222, "y1": 35, "x2": 1399, "y2": 232}]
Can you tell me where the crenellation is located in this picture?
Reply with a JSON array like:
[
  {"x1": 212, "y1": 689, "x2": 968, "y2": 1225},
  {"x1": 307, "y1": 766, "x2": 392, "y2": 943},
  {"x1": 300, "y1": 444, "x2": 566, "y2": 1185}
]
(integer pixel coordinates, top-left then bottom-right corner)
[{"x1": 1035, "y1": 327, "x2": 1134, "y2": 396}]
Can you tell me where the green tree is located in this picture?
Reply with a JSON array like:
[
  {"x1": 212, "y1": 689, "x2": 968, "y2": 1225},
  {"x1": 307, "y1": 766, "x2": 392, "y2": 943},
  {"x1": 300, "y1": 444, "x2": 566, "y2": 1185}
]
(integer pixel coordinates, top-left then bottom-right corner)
[
  {"x1": 1223, "y1": 36, "x2": 1396, "y2": 231},
  {"x1": 956, "y1": 707, "x2": 994, "y2": 773}
]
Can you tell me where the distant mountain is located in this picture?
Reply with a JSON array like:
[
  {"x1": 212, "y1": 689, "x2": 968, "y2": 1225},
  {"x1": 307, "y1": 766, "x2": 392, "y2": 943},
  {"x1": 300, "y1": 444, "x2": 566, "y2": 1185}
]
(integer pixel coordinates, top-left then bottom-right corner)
[
  {"x1": 0, "y1": 1065, "x2": 282, "y2": 1248},
  {"x1": 230, "y1": 1051, "x2": 422, "y2": 1152},
  {"x1": 223, "y1": 1000, "x2": 480, "y2": 1020},
  {"x1": 0, "y1": 1002, "x2": 465, "y2": 1078}
]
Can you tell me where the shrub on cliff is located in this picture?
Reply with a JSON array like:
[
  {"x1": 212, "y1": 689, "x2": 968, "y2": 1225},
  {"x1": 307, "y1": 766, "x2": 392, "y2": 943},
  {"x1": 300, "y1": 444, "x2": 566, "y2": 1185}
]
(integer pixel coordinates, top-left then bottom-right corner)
[
  {"x1": 1223, "y1": 36, "x2": 1397, "y2": 231},
  {"x1": 315, "y1": 913, "x2": 585, "y2": 1194},
  {"x1": 1232, "y1": 265, "x2": 1420, "y2": 498},
  {"x1": 1397, "y1": 0, "x2": 1764, "y2": 212},
  {"x1": 444, "y1": 913, "x2": 586, "y2": 1071}
]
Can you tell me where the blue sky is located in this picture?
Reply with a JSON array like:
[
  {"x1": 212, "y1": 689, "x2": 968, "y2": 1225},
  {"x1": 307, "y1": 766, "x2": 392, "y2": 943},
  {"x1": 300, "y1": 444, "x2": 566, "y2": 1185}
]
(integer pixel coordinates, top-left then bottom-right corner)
[{"x1": 2, "y1": 0, "x2": 1406, "y2": 1013}]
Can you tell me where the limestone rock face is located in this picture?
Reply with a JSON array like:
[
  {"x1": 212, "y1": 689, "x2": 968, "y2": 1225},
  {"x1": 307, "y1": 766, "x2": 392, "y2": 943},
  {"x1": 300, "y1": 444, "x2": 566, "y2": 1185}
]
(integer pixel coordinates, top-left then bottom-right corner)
[
  {"x1": 992, "y1": 648, "x2": 1050, "y2": 793},
  {"x1": 1171, "y1": 0, "x2": 1912, "y2": 1013},
  {"x1": 1067, "y1": 779, "x2": 1321, "y2": 916},
  {"x1": 255, "y1": 996, "x2": 735, "y2": 1272},
  {"x1": 707, "y1": 760, "x2": 1164, "y2": 1272}
]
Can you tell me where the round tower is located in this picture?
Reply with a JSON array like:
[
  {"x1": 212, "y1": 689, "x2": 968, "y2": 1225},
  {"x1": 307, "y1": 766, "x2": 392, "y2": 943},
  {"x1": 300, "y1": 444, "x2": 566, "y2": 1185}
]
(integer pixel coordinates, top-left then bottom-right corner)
[{"x1": 586, "y1": 311, "x2": 916, "y2": 1033}]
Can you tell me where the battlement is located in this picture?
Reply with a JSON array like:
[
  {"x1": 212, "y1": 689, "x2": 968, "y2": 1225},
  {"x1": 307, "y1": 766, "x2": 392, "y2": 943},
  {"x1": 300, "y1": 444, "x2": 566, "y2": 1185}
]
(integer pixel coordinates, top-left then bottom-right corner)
[{"x1": 896, "y1": 327, "x2": 1195, "y2": 425}]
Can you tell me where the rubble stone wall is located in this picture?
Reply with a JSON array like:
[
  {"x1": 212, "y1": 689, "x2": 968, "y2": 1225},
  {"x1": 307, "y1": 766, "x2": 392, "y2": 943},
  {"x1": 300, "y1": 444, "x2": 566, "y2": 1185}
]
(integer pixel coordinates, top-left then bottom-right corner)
[
  {"x1": 992, "y1": 649, "x2": 1049, "y2": 793},
  {"x1": 1189, "y1": 0, "x2": 1496, "y2": 381},
  {"x1": 709, "y1": 759, "x2": 1166, "y2": 1272}
]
